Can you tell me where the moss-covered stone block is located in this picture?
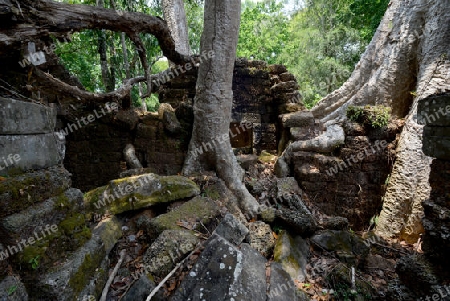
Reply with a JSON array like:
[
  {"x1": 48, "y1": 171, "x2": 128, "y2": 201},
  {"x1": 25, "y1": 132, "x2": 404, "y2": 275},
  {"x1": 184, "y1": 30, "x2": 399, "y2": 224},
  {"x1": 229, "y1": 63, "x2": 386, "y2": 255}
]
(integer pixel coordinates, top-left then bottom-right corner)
[
  {"x1": 0, "y1": 166, "x2": 71, "y2": 217},
  {"x1": 311, "y1": 230, "x2": 369, "y2": 267},
  {"x1": 140, "y1": 196, "x2": 220, "y2": 238},
  {"x1": 143, "y1": 230, "x2": 199, "y2": 277},
  {"x1": 84, "y1": 173, "x2": 200, "y2": 216},
  {"x1": 3, "y1": 188, "x2": 84, "y2": 246},
  {"x1": 37, "y1": 217, "x2": 122, "y2": 300},
  {"x1": 14, "y1": 212, "x2": 91, "y2": 273},
  {"x1": 273, "y1": 231, "x2": 309, "y2": 282}
]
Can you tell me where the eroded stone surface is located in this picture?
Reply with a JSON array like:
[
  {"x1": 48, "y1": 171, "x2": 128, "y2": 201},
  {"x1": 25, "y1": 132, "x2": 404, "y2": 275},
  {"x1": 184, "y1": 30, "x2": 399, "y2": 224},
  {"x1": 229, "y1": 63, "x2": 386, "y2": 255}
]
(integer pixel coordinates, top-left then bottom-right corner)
[
  {"x1": 143, "y1": 230, "x2": 199, "y2": 277},
  {"x1": 214, "y1": 213, "x2": 249, "y2": 246},
  {"x1": 273, "y1": 231, "x2": 309, "y2": 282},
  {"x1": 84, "y1": 173, "x2": 200, "y2": 215},
  {"x1": 248, "y1": 221, "x2": 276, "y2": 257},
  {"x1": 138, "y1": 196, "x2": 220, "y2": 239},
  {"x1": 170, "y1": 234, "x2": 267, "y2": 301},
  {"x1": 0, "y1": 276, "x2": 28, "y2": 301}
]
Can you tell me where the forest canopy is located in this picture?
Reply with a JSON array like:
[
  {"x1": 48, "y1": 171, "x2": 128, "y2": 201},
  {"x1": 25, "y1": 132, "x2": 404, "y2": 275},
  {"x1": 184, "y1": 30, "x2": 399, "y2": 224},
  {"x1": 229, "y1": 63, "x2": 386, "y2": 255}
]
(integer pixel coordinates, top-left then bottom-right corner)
[{"x1": 54, "y1": 0, "x2": 389, "y2": 109}]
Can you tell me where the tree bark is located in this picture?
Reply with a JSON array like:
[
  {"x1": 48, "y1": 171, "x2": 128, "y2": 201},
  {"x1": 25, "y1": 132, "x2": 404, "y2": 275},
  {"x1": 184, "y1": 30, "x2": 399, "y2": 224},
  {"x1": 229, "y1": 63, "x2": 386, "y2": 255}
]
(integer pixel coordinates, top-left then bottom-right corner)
[
  {"x1": 277, "y1": 0, "x2": 450, "y2": 241},
  {"x1": 97, "y1": 0, "x2": 115, "y2": 92},
  {"x1": 182, "y1": 0, "x2": 259, "y2": 218},
  {"x1": 1, "y1": 0, "x2": 188, "y2": 64},
  {"x1": 162, "y1": 0, "x2": 192, "y2": 56}
]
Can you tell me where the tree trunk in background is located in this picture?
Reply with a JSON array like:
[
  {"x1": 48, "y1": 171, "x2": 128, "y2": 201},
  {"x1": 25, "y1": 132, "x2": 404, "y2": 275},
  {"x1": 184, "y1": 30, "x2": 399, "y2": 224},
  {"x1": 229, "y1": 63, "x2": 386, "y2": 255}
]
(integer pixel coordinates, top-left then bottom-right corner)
[
  {"x1": 284, "y1": 0, "x2": 449, "y2": 242},
  {"x1": 97, "y1": 0, "x2": 115, "y2": 92},
  {"x1": 162, "y1": 0, "x2": 192, "y2": 56},
  {"x1": 182, "y1": 0, "x2": 259, "y2": 218}
]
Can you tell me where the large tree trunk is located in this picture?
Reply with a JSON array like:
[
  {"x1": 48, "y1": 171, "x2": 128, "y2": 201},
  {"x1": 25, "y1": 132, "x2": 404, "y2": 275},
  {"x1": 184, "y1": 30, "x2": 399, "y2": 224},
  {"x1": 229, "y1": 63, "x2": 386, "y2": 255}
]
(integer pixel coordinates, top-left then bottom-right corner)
[
  {"x1": 182, "y1": 0, "x2": 259, "y2": 218},
  {"x1": 278, "y1": 0, "x2": 449, "y2": 241},
  {"x1": 161, "y1": 0, "x2": 192, "y2": 56}
]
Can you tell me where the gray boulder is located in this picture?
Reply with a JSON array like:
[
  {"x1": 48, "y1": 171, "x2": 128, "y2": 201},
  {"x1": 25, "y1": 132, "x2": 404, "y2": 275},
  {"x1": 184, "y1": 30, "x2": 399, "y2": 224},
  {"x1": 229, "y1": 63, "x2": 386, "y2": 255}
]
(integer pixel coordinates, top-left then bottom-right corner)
[
  {"x1": 122, "y1": 276, "x2": 164, "y2": 301},
  {"x1": 170, "y1": 234, "x2": 267, "y2": 301},
  {"x1": 0, "y1": 276, "x2": 29, "y2": 301},
  {"x1": 142, "y1": 230, "x2": 199, "y2": 277},
  {"x1": 213, "y1": 213, "x2": 249, "y2": 246},
  {"x1": 273, "y1": 231, "x2": 309, "y2": 282},
  {"x1": 311, "y1": 230, "x2": 369, "y2": 267}
]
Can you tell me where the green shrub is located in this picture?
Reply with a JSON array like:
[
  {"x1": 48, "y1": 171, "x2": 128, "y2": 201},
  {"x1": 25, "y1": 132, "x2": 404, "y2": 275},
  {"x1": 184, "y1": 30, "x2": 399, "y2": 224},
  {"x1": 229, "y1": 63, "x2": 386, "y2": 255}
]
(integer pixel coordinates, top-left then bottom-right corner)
[
  {"x1": 346, "y1": 105, "x2": 391, "y2": 128},
  {"x1": 347, "y1": 106, "x2": 364, "y2": 122}
]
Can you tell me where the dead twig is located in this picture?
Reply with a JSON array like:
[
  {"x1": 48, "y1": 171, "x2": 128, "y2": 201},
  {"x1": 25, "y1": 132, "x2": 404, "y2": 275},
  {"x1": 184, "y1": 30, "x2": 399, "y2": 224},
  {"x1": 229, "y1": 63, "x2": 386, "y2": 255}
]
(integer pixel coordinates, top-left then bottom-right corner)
[
  {"x1": 145, "y1": 243, "x2": 202, "y2": 301},
  {"x1": 372, "y1": 242, "x2": 409, "y2": 255},
  {"x1": 100, "y1": 249, "x2": 126, "y2": 301}
]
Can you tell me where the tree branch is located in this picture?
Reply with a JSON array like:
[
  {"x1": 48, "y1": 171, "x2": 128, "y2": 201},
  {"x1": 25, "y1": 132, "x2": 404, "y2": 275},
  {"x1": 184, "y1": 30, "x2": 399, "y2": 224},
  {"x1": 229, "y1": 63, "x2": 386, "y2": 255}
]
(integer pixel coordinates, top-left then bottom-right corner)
[{"x1": 2, "y1": 0, "x2": 190, "y2": 65}]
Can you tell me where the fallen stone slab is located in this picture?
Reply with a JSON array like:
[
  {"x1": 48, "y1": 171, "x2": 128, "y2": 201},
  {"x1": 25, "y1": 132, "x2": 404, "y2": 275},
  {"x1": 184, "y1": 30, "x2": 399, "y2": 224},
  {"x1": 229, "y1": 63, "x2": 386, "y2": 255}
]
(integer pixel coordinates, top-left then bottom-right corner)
[
  {"x1": 0, "y1": 165, "x2": 72, "y2": 217},
  {"x1": 213, "y1": 213, "x2": 249, "y2": 246},
  {"x1": 143, "y1": 230, "x2": 199, "y2": 277},
  {"x1": 137, "y1": 196, "x2": 220, "y2": 239},
  {"x1": 0, "y1": 97, "x2": 56, "y2": 135},
  {"x1": 84, "y1": 173, "x2": 200, "y2": 216},
  {"x1": 170, "y1": 234, "x2": 267, "y2": 301},
  {"x1": 273, "y1": 231, "x2": 309, "y2": 282},
  {"x1": 121, "y1": 275, "x2": 164, "y2": 301},
  {"x1": 268, "y1": 263, "x2": 309, "y2": 301},
  {"x1": 311, "y1": 230, "x2": 369, "y2": 267},
  {"x1": 37, "y1": 217, "x2": 122, "y2": 300},
  {"x1": 2, "y1": 188, "x2": 84, "y2": 241},
  {"x1": 0, "y1": 133, "x2": 64, "y2": 176}
]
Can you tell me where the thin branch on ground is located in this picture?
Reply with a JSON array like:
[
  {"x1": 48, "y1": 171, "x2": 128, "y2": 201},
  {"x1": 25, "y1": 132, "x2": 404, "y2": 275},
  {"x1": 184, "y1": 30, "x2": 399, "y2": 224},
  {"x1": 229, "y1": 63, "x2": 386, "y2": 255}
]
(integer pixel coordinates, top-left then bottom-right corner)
[
  {"x1": 100, "y1": 249, "x2": 126, "y2": 301},
  {"x1": 145, "y1": 243, "x2": 202, "y2": 301}
]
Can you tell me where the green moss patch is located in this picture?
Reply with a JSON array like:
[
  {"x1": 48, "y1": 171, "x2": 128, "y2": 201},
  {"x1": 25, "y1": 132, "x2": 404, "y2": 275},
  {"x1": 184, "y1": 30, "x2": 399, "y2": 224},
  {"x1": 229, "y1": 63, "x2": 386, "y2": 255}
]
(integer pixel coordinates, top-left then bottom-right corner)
[
  {"x1": 258, "y1": 150, "x2": 277, "y2": 163},
  {"x1": 0, "y1": 167, "x2": 70, "y2": 217},
  {"x1": 15, "y1": 213, "x2": 91, "y2": 272},
  {"x1": 145, "y1": 196, "x2": 220, "y2": 238},
  {"x1": 84, "y1": 174, "x2": 200, "y2": 215},
  {"x1": 68, "y1": 252, "x2": 103, "y2": 295}
]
